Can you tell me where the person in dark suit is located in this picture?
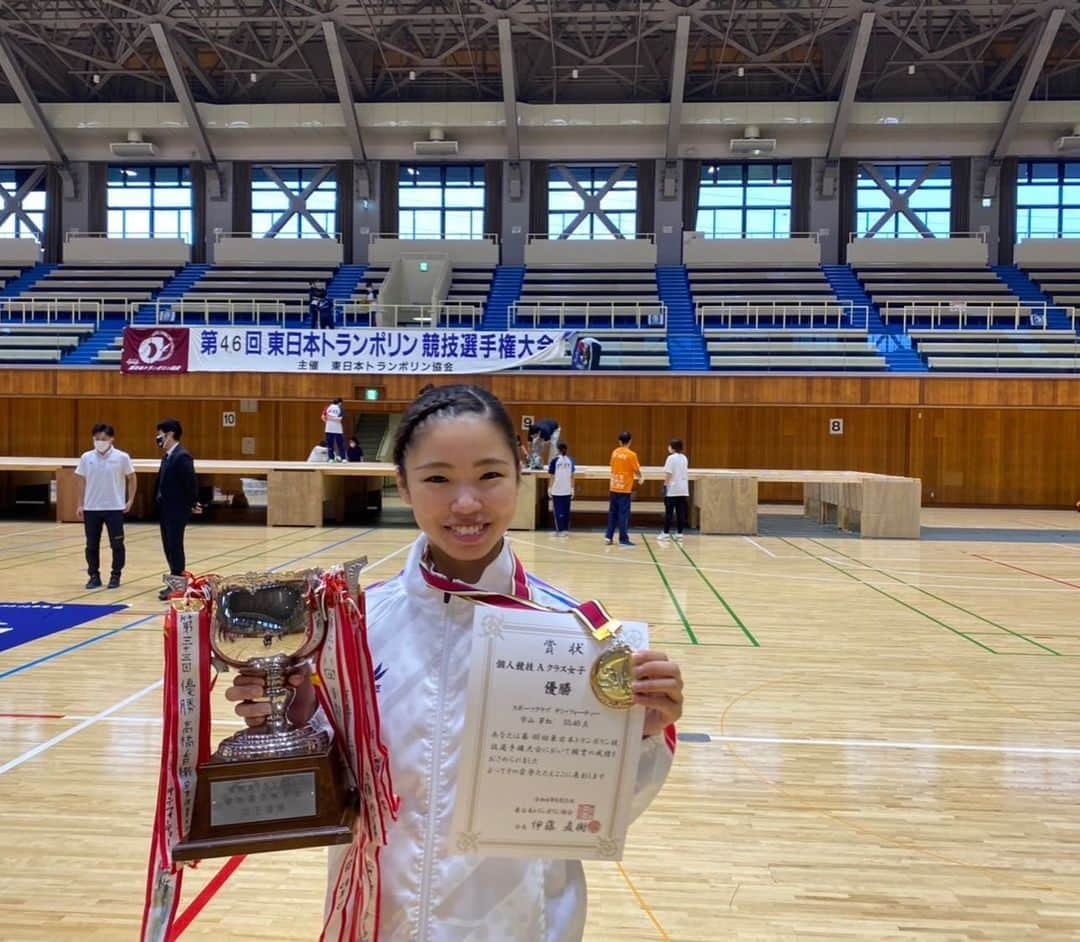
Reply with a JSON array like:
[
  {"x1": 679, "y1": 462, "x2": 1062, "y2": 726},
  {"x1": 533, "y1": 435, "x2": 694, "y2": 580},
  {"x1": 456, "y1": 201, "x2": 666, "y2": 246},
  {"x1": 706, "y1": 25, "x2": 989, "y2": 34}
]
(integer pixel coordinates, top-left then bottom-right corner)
[{"x1": 154, "y1": 418, "x2": 202, "y2": 600}]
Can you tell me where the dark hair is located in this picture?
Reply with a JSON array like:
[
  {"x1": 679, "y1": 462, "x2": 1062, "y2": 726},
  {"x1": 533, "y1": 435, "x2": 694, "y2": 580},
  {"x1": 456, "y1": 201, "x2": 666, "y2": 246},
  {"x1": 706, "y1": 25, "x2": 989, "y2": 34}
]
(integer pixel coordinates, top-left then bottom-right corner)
[
  {"x1": 618, "y1": 431, "x2": 632, "y2": 445},
  {"x1": 332, "y1": 397, "x2": 342, "y2": 405},
  {"x1": 91, "y1": 423, "x2": 115, "y2": 437},
  {"x1": 156, "y1": 418, "x2": 183, "y2": 440},
  {"x1": 557, "y1": 441, "x2": 568, "y2": 454},
  {"x1": 393, "y1": 384, "x2": 519, "y2": 477},
  {"x1": 418, "y1": 383, "x2": 435, "y2": 396},
  {"x1": 669, "y1": 438, "x2": 684, "y2": 452}
]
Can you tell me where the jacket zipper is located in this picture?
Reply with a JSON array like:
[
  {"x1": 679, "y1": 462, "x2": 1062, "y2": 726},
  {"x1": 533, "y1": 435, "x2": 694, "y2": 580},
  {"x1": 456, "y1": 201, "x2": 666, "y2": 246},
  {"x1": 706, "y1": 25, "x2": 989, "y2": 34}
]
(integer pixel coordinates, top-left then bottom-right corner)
[{"x1": 416, "y1": 597, "x2": 454, "y2": 940}]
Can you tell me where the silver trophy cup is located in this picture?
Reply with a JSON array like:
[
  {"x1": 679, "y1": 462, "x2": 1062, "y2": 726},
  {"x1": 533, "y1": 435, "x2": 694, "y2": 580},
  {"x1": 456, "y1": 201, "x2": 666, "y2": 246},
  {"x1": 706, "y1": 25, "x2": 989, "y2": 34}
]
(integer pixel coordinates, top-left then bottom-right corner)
[{"x1": 211, "y1": 573, "x2": 329, "y2": 761}]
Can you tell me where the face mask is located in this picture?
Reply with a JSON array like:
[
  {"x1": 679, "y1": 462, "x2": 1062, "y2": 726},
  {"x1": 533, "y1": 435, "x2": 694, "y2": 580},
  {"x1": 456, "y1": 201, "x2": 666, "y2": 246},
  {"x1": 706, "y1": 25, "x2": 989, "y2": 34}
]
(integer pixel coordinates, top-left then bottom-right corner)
[
  {"x1": 94, "y1": 440, "x2": 111, "y2": 454},
  {"x1": 155, "y1": 434, "x2": 166, "y2": 448}
]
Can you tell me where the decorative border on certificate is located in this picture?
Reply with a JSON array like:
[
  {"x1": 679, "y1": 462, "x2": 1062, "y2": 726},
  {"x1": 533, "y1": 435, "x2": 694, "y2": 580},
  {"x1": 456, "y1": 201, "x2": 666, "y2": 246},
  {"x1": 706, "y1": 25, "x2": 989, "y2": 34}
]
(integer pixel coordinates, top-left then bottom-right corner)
[{"x1": 451, "y1": 608, "x2": 647, "y2": 860}]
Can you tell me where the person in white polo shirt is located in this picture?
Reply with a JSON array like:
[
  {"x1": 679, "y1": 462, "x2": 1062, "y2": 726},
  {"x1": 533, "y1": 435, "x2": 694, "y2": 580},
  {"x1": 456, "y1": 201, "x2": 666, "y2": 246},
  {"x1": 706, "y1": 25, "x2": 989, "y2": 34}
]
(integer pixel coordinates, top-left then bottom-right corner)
[
  {"x1": 75, "y1": 423, "x2": 136, "y2": 589},
  {"x1": 658, "y1": 438, "x2": 689, "y2": 542}
]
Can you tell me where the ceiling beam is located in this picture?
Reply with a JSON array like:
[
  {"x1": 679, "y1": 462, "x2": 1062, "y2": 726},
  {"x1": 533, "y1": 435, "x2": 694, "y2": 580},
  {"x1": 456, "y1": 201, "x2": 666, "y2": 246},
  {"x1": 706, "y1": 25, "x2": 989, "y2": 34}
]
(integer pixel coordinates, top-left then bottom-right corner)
[
  {"x1": 149, "y1": 20, "x2": 223, "y2": 196},
  {"x1": 826, "y1": 11, "x2": 875, "y2": 161},
  {"x1": 0, "y1": 34, "x2": 76, "y2": 196},
  {"x1": 991, "y1": 7, "x2": 1066, "y2": 160},
  {"x1": 323, "y1": 20, "x2": 369, "y2": 163},
  {"x1": 497, "y1": 18, "x2": 520, "y2": 162},
  {"x1": 665, "y1": 15, "x2": 690, "y2": 161}
]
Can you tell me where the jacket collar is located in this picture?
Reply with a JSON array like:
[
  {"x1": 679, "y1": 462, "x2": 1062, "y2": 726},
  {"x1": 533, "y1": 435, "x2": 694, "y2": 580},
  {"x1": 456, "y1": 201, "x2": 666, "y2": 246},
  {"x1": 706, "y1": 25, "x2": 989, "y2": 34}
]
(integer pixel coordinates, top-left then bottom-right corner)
[{"x1": 402, "y1": 533, "x2": 516, "y2": 601}]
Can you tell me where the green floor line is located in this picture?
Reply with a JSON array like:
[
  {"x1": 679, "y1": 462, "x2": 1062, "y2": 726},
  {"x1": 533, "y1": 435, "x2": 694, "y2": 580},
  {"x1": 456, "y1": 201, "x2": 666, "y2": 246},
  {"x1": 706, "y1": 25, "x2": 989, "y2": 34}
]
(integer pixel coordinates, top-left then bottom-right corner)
[
  {"x1": 641, "y1": 535, "x2": 699, "y2": 645},
  {"x1": 675, "y1": 541, "x2": 759, "y2": 647},
  {"x1": 778, "y1": 537, "x2": 1001, "y2": 655},
  {"x1": 806, "y1": 537, "x2": 1061, "y2": 657}
]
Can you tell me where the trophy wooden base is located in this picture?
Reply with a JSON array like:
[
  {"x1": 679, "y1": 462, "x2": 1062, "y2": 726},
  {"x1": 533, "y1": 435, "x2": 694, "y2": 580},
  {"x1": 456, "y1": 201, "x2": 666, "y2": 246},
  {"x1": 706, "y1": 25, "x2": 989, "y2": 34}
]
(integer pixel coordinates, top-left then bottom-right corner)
[{"x1": 172, "y1": 747, "x2": 356, "y2": 862}]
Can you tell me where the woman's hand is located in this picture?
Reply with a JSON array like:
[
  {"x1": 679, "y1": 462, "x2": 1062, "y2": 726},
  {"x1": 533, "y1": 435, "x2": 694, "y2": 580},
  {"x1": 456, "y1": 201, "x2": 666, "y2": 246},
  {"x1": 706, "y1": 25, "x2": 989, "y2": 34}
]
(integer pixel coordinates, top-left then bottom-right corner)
[
  {"x1": 223, "y1": 662, "x2": 317, "y2": 727},
  {"x1": 632, "y1": 650, "x2": 683, "y2": 738}
]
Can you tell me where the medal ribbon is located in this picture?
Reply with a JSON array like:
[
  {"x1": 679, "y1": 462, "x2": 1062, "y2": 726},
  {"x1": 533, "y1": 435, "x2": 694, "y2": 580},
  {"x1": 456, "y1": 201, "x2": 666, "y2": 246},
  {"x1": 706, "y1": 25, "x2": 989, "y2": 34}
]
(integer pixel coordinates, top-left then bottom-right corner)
[{"x1": 418, "y1": 548, "x2": 620, "y2": 643}]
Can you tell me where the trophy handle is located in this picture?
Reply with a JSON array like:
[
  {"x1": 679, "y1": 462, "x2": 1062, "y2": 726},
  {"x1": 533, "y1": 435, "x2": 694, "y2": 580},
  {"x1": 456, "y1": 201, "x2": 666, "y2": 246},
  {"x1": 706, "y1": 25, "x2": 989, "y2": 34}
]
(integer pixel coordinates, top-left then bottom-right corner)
[{"x1": 265, "y1": 662, "x2": 294, "y2": 734}]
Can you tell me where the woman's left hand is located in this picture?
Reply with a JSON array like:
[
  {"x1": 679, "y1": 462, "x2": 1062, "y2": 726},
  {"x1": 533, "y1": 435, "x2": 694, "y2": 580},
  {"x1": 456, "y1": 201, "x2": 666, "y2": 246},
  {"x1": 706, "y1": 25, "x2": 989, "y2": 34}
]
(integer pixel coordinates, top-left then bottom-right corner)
[{"x1": 632, "y1": 650, "x2": 683, "y2": 738}]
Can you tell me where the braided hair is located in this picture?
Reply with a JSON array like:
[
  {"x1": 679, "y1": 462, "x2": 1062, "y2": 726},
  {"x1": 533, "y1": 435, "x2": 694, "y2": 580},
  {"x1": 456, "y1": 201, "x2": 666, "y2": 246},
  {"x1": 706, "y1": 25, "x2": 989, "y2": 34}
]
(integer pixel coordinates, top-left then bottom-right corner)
[{"x1": 393, "y1": 384, "x2": 521, "y2": 479}]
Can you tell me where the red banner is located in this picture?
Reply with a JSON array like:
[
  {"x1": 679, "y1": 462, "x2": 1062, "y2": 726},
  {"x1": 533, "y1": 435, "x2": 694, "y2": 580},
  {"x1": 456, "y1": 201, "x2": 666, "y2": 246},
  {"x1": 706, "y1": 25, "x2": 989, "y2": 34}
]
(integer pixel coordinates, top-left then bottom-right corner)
[{"x1": 121, "y1": 327, "x2": 190, "y2": 374}]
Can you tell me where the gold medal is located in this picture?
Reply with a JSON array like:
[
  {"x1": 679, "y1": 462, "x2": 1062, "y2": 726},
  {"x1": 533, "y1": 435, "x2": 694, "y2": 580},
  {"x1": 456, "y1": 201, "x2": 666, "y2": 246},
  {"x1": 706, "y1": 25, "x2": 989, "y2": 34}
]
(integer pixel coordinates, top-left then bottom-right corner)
[{"x1": 590, "y1": 642, "x2": 636, "y2": 710}]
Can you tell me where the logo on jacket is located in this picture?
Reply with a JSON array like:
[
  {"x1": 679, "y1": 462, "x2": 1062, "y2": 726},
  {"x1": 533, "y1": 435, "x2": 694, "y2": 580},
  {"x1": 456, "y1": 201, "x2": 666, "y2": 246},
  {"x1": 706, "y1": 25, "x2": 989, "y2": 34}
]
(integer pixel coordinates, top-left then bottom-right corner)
[{"x1": 374, "y1": 662, "x2": 387, "y2": 693}]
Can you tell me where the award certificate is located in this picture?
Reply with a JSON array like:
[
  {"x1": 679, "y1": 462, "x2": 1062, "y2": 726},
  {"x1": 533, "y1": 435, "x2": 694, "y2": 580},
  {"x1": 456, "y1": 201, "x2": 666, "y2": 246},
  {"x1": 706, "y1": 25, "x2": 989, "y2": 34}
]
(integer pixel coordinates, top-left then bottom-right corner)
[{"x1": 450, "y1": 607, "x2": 647, "y2": 860}]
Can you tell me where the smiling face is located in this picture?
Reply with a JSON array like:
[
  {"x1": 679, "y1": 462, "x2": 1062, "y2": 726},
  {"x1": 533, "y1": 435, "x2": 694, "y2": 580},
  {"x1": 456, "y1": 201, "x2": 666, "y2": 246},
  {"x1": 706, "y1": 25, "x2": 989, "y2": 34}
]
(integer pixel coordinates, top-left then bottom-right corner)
[{"x1": 397, "y1": 413, "x2": 520, "y2": 584}]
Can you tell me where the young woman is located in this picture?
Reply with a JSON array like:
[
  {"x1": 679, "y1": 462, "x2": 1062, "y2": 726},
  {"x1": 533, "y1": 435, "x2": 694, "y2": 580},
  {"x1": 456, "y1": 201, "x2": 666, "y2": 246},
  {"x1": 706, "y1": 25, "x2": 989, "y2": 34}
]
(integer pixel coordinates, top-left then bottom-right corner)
[
  {"x1": 659, "y1": 438, "x2": 690, "y2": 542},
  {"x1": 226, "y1": 384, "x2": 683, "y2": 940}
]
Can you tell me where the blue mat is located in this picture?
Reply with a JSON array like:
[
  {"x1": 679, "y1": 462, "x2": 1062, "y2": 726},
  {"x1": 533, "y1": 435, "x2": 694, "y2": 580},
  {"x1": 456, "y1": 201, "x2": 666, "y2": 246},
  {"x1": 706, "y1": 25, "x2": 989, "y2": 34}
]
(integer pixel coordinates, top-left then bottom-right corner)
[{"x1": 0, "y1": 602, "x2": 128, "y2": 654}]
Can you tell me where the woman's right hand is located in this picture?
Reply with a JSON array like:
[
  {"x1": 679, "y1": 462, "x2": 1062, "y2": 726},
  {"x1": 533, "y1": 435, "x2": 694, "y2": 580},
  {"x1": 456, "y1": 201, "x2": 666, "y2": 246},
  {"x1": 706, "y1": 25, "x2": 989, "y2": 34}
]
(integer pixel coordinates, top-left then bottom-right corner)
[{"x1": 224, "y1": 663, "x2": 317, "y2": 727}]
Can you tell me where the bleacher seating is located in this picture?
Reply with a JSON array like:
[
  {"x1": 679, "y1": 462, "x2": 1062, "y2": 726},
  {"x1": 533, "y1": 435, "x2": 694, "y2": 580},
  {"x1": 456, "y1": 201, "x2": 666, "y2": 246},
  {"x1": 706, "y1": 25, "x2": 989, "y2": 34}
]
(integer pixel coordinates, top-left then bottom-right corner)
[
  {"x1": 910, "y1": 330, "x2": 1080, "y2": 371},
  {"x1": 1022, "y1": 267, "x2": 1080, "y2": 310},
  {"x1": 705, "y1": 328, "x2": 886, "y2": 371},
  {"x1": 172, "y1": 266, "x2": 337, "y2": 323},
  {"x1": 513, "y1": 266, "x2": 663, "y2": 329},
  {"x1": 0, "y1": 323, "x2": 96, "y2": 364},
  {"x1": 0, "y1": 267, "x2": 25, "y2": 291},
  {"x1": 690, "y1": 265, "x2": 855, "y2": 328},
  {"x1": 20, "y1": 266, "x2": 178, "y2": 319},
  {"x1": 443, "y1": 267, "x2": 493, "y2": 326},
  {"x1": 556, "y1": 330, "x2": 669, "y2": 370},
  {"x1": 856, "y1": 266, "x2": 1035, "y2": 328}
]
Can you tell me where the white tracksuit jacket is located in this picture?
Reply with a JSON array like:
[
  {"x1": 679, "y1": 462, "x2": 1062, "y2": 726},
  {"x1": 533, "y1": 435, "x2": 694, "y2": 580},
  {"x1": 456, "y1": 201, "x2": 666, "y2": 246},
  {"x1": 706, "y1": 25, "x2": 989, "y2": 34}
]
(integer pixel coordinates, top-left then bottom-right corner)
[{"x1": 328, "y1": 535, "x2": 675, "y2": 941}]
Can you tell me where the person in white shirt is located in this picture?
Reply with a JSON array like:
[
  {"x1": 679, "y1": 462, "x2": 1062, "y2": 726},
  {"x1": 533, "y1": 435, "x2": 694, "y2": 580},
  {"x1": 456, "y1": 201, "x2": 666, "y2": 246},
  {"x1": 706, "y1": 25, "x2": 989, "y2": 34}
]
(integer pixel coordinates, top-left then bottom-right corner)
[
  {"x1": 75, "y1": 423, "x2": 136, "y2": 589},
  {"x1": 322, "y1": 397, "x2": 346, "y2": 461},
  {"x1": 658, "y1": 438, "x2": 689, "y2": 542},
  {"x1": 547, "y1": 440, "x2": 576, "y2": 536}
]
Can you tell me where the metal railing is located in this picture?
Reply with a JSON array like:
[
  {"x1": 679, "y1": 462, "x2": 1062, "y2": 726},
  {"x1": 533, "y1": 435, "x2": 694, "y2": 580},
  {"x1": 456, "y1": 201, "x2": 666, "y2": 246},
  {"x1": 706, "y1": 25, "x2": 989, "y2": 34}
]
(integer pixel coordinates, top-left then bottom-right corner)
[
  {"x1": 214, "y1": 230, "x2": 343, "y2": 243},
  {"x1": 526, "y1": 232, "x2": 656, "y2": 244},
  {"x1": 64, "y1": 231, "x2": 191, "y2": 243},
  {"x1": 880, "y1": 299, "x2": 1074, "y2": 331},
  {"x1": 510, "y1": 300, "x2": 667, "y2": 330},
  {"x1": 369, "y1": 233, "x2": 500, "y2": 244},
  {"x1": 849, "y1": 230, "x2": 988, "y2": 243},
  {"x1": 0, "y1": 296, "x2": 105, "y2": 326},
  {"x1": 688, "y1": 230, "x2": 821, "y2": 243},
  {"x1": 141, "y1": 297, "x2": 296, "y2": 325},
  {"x1": 697, "y1": 300, "x2": 867, "y2": 330},
  {"x1": 333, "y1": 301, "x2": 480, "y2": 328}
]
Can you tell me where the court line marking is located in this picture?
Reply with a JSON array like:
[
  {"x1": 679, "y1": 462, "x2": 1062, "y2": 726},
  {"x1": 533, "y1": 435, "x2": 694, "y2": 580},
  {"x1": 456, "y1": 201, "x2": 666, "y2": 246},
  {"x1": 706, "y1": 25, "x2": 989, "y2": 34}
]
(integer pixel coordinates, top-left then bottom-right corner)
[
  {"x1": 641, "y1": 536, "x2": 698, "y2": 644},
  {"x1": 719, "y1": 675, "x2": 1080, "y2": 902},
  {"x1": 172, "y1": 854, "x2": 247, "y2": 938},
  {"x1": 693, "y1": 733, "x2": 1080, "y2": 757},
  {"x1": 508, "y1": 534, "x2": 1080, "y2": 595},
  {"x1": 971, "y1": 553, "x2": 1080, "y2": 590},
  {"x1": 742, "y1": 536, "x2": 777, "y2": 557},
  {"x1": 675, "y1": 541, "x2": 758, "y2": 647},
  {"x1": 0, "y1": 529, "x2": 390, "y2": 681},
  {"x1": 801, "y1": 538, "x2": 1061, "y2": 656},
  {"x1": 0, "y1": 679, "x2": 162, "y2": 776},
  {"x1": 0, "y1": 612, "x2": 159, "y2": 681},
  {"x1": 616, "y1": 862, "x2": 673, "y2": 942}
]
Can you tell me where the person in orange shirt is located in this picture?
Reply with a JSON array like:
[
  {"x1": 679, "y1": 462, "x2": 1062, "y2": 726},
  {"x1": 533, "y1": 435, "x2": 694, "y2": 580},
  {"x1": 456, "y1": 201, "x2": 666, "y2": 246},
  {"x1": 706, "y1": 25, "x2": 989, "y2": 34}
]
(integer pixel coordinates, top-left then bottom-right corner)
[{"x1": 605, "y1": 430, "x2": 643, "y2": 547}]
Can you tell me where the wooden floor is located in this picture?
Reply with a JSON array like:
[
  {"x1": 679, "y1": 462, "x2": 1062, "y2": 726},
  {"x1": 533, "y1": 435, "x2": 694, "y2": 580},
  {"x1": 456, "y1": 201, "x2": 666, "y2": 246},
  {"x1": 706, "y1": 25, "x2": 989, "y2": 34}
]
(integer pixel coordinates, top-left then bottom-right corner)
[{"x1": 2, "y1": 507, "x2": 1080, "y2": 941}]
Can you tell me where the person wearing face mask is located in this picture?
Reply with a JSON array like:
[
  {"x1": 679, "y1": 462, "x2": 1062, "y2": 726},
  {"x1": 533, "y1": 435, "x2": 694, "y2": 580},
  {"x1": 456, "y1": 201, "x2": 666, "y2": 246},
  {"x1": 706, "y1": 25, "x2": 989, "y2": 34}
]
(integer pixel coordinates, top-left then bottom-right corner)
[
  {"x1": 74, "y1": 423, "x2": 136, "y2": 589},
  {"x1": 153, "y1": 418, "x2": 202, "y2": 601}
]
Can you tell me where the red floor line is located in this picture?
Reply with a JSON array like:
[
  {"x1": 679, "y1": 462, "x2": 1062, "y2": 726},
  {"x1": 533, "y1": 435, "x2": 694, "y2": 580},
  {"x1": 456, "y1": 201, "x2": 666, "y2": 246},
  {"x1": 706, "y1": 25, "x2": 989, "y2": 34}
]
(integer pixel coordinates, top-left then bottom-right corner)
[
  {"x1": 972, "y1": 554, "x2": 1080, "y2": 590},
  {"x1": 0, "y1": 712, "x2": 66, "y2": 719},
  {"x1": 170, "y1": 854, "x2": 246, "y2": 939}
]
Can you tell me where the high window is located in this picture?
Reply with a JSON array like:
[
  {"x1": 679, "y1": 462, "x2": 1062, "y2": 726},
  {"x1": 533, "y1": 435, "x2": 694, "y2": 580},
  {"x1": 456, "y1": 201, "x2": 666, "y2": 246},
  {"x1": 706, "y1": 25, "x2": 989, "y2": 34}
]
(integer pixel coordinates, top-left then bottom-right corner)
[
  {"x1": 107, "y1": 165, "x2": 192, "y2": 241},
  {"x1": 548, "y1": 164, "x2": 637, "y2": 239},
  {"x1": 856, "y1": 163, "x2": 951, "y2": 238},
  {"x1": 0, "y1": 167, "x2": 47, "y2": 240},
  {"x1": 398, "y1": 164, "x2": 486, "y2": 239},
  {"x1": 695, "y1": 163, "x2": 792, "y2": 238},
  {"x1": 1016, "y1": 161, "x2": 1080, "y2": 239},
  {"x1": 251, "y1": 165, "x2": 337, "y2": 238}
]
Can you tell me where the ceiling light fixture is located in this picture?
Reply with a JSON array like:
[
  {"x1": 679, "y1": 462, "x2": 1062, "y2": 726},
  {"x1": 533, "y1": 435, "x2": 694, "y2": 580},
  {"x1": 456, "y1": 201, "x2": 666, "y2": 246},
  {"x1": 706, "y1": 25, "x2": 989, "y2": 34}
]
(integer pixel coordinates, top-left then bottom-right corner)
[
  {"x1": 249, "y1": 72, "x2": 257, "y2": 83},
  {"x1": 908, "y1": 64, "x2": 916, "y2": 75},
  {"x1": 571, "y1": 68, "x2": 579, "y2": 79},
  {"x1": 737, "y1": 66, "x2": 745, "y2": 77},
  {"x1": 92, "y1": 73, "x2": 101, "y2": 85},
  {"x1": 409, "y1": 70, "x2": 417, "y2": 81}
]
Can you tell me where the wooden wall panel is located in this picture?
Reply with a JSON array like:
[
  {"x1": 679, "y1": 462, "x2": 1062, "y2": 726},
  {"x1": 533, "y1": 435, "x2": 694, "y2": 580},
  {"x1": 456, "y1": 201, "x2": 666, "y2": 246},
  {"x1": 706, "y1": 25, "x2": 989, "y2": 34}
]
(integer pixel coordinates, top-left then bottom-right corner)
[
  {"x1": 910, "y1": 407, "x2": 1080, "y2": 506},
  {"x1": 1, "y1": 371, "x2": 1078, "y2": 507}
]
